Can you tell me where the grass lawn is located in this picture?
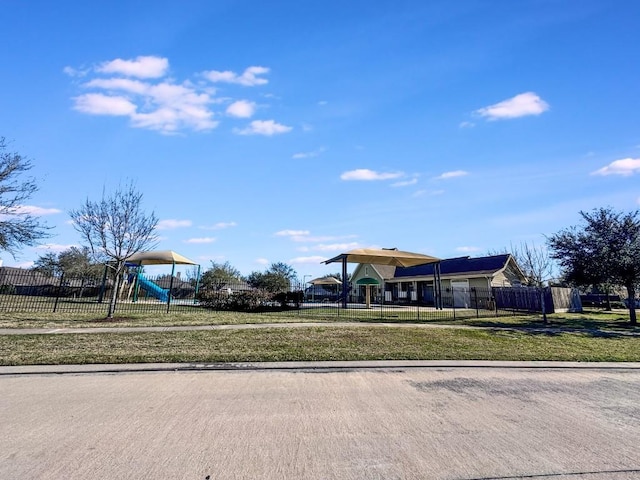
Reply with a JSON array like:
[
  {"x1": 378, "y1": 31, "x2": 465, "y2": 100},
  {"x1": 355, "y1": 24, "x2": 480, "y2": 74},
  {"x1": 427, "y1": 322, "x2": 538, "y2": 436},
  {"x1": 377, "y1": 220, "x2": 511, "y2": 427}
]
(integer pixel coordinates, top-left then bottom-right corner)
[
  {"x1": 1, "y1": 326, "x2": 638, "y2": 366},
  {"x1": 1, "y1": 308, "x2": 637, "y2": 366},
  {"x1": 0, "y1": 308, "x2": 636, "y2": 331}
]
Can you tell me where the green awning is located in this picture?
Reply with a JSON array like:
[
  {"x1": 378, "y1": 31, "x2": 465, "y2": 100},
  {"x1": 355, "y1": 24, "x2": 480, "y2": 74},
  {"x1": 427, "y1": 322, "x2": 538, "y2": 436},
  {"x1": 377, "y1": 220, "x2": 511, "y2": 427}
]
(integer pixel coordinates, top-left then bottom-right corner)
[{"x1": 356, "y1": 277, "x2": 379, "y2": 286}]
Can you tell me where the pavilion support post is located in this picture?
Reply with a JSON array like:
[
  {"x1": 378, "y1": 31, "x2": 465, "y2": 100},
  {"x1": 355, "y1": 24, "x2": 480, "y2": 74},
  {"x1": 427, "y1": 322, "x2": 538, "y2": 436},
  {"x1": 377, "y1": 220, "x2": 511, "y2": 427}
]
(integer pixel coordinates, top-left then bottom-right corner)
[
  {"x1": 193, "y1": 264, "x2": 201, "y2": 304},
  {"x1": 434, "y1": 262, "x2": 443, "y2": 310},
  {"x1": 341, "y1": 258, "x2": 348, "y2": 309},
  {"x1": 166, "y1": 262, "x2": 175, "y2": 313}
]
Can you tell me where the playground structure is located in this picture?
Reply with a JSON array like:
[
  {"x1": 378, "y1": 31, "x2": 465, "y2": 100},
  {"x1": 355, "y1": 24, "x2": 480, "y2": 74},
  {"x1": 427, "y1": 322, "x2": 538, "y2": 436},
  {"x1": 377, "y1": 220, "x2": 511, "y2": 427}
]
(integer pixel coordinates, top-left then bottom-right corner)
[
  {"x1": 124, "y1": 250, "x2": 200, "y2": 304},
  {"x1": 134, "y1": 273, "x2": 169, "y2": 302}
]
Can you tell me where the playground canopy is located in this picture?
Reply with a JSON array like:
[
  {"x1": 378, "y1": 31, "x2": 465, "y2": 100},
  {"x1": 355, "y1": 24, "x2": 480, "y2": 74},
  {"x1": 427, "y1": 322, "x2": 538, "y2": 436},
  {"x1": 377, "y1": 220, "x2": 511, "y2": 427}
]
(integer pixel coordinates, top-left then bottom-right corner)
[
  {"x1": 324, "y1": 248, "x2": 442, "y2": 308},
  {"x1": 126, "y1": 250, "x2": 197, "y2": 266},
  {"x1": 324, "y1": 248, "x2": 440, "y2": 268},
  {"x1": 309, "y1": 276, "x2": 342, "y2": 285}
]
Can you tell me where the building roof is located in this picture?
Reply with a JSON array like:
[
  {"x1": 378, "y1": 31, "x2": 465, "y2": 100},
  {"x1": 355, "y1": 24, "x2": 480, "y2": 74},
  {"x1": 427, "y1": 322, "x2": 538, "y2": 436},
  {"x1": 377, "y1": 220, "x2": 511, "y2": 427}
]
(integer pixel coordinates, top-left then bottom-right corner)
[
  {"x1": 394, "y1": 254, "x2": 512, "y2": 278},
  {"x1": 373, "y1": 264, "x2": 397, "y2": 280}
]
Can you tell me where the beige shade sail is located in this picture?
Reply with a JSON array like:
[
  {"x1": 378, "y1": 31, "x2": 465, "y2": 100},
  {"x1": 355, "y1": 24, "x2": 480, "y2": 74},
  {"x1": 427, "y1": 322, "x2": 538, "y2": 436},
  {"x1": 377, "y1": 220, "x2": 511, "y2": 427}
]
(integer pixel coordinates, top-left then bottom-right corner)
[
  {"x1": 324, "y1": 248, "x2": 440, "y2": 267},
  {"x1": 126, "y1": 250, "x2": 197, "y2": 266},
  {"x1": 309, "y1": 276, "x2": 342, "y2": 285}
]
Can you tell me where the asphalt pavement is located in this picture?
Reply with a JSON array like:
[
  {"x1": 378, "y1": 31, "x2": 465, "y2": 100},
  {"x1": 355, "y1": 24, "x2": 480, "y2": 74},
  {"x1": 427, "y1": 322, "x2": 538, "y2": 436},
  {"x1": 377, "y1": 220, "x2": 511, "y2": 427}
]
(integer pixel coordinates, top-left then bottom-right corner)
[{"x1": 1, "y1": 363, "x2": 639, "y2": 479}]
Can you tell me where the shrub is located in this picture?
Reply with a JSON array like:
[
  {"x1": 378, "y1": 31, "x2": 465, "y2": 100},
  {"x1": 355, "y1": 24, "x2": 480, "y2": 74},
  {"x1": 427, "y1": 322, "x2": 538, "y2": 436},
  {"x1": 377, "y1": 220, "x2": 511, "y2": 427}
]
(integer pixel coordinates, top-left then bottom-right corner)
[{"x1": 198, "y1": 288, "x2": 271, "y2": 312}]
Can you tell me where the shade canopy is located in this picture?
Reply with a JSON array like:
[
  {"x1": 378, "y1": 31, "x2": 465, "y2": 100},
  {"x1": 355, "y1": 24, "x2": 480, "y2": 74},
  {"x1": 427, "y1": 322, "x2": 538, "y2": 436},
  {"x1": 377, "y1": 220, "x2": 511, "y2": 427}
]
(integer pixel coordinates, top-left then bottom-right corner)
[
  {"x1": 126, "y1": 250, "x2": 197, "y2": 266},
  {"x1": 356, "y1": 277, "x2": 379, "y2": 286},
  {"x1": 309, "y1": 276, "x2": 342, "y2": 285},
  {"x1": 324, "y1": 248, "x2": 440, "y2": 268}
]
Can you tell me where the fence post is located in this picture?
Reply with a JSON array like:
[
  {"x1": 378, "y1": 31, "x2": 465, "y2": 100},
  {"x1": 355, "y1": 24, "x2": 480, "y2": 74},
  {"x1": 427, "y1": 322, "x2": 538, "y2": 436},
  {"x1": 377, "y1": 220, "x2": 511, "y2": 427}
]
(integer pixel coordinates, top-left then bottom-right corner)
[
  {"x1": 452, "y1": 292, "x2": 456, "y2": 320},
  {"x1": 98, "y1": 265, "x2": 108, "y2": 303},
  {"x1": 53, "y1": 273, "x2": 65, "y2": 313},
  {"x1": 473, "y1": 287, "x2": 479, "y2": 318}
]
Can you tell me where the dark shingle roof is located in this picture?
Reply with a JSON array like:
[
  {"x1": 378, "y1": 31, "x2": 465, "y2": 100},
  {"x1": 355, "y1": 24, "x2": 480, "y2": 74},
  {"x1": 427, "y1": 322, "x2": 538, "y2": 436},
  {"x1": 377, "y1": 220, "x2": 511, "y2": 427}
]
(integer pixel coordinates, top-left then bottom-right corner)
[{"x1": 394, "y1": 254, "x2": 510, "y2": 278}]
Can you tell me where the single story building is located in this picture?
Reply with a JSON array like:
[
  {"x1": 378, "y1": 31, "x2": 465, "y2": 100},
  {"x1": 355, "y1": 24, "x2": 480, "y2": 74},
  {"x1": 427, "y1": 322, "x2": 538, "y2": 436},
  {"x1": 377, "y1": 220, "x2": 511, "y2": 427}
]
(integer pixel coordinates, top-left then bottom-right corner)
[{"x1": 350, "y1": 254, "x2": 528, "y2": 307}]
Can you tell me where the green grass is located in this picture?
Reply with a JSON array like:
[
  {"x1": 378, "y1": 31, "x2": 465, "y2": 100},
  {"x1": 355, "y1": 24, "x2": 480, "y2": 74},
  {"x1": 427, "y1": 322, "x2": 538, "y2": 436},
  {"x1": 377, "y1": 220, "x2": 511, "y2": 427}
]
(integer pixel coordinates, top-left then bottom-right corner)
[
  {"x1": 1, "y1": 307, "x2": 636, "y2": 332},
  {"x1": 1, "y1": 326, "x2": 638, "y2": 366},
  {"x1": 0, "y1": 310, "x2": 336, "y2": 329}
]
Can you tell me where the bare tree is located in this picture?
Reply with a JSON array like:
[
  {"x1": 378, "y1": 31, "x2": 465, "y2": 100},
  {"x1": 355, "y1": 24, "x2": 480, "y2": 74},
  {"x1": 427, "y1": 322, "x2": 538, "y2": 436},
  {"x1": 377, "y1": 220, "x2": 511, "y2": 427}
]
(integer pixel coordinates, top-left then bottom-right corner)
[
  {"x1": 69, "y1": 183, "x2": 158, "y2": 318},
  {"x1": 510, "y1": 242, "x2": 555, "y2": 287},
  {"x1": 0, "y1": 137, "x2": 50, "y2": 256},
  {"x1": 488, "y1": 242, "x2": 556, "y2": 324}
]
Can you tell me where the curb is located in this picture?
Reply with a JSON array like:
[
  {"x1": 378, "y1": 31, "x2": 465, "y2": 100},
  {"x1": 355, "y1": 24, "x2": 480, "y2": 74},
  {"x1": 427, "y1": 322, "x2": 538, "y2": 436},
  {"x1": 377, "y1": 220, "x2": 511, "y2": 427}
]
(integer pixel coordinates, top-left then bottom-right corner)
[{"x1": 2, "y1": 360, "x2": 640, "y2": 376}]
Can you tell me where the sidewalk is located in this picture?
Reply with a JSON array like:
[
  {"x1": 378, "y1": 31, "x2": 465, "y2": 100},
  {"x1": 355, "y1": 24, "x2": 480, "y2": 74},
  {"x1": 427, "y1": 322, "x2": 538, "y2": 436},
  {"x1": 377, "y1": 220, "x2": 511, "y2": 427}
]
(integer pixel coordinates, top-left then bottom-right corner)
[{"x1": 2, "y1": 320, "x2": 639, "y2": 336}]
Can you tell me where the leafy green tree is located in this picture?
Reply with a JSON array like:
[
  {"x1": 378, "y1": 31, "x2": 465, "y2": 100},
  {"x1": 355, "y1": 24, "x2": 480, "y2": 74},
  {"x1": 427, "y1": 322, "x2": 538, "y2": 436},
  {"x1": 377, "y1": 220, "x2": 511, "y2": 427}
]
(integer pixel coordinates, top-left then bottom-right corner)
[
  {"x1": 69, "y1": 183, "x2": 158, "y2": 318},
  {"x1": 32, "y1": 251, "x2": 61, "y2": 276},
  {"x1": 58, "y1": 246, "x2": 104, "y2": 279},
  {"x1": 0, "y1": 137, "x2": 50, "y2": 256},
  {"x1": 33, "y1": 246, "x2": 102, "y2": 278},
  {"x1": 200, "y1": 261, "x2": 242, "y2": 290},
  {"x1": 548, "y1": 207, "x2": 640, "y2": 325},
  {"x1": 247, "y1": 262, "x2": 298, "y2": 293}
]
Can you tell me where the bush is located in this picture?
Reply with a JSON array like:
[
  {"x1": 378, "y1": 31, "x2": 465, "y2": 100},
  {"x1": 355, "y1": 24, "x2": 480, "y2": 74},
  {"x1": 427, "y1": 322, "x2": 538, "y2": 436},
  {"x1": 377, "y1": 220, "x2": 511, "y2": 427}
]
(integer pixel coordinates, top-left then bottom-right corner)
[
  {"x1": 198, "y1": 288, "x2": 271, "y2": 312},
  {"x1": 0, "y1": 284, "x2": 16, "y2": 295}
]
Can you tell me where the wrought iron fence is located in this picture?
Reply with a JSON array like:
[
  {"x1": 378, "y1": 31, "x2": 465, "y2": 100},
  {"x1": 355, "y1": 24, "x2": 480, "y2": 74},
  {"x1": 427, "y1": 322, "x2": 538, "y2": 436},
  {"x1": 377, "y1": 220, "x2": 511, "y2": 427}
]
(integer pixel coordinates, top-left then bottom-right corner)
[
  {"x1": 0, "y1": 267, "x2": 583, "y2": 320},
  {"x1": 0, "y1": 268, "x2": 199, "y2": 314}
]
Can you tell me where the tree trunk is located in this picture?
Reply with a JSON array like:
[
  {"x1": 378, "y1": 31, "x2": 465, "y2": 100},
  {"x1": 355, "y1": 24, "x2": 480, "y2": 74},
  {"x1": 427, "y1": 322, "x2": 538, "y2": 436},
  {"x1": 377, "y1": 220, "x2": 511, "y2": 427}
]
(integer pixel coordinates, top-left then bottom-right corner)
[
  {"x1": 626, "y1": 284, "x2": 637, "y2": 326},
  {"x1": 107, "y1": 263, "x2": 123, "y2": 318}
]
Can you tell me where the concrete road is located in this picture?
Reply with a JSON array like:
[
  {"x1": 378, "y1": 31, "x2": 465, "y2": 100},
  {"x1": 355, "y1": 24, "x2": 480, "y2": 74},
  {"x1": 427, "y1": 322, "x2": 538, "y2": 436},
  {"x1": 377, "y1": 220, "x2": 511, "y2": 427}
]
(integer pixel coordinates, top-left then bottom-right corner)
[{"x1": 1, "y1": 365, "x2": 639, "y2": 480}]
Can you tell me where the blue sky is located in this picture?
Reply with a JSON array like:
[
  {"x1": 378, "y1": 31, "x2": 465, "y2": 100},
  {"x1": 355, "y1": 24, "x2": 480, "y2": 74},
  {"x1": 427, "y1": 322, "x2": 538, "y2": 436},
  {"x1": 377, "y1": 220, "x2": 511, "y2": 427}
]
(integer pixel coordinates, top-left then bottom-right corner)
[{"x1": 1, "y1": 0, "x2": 639, "y2": 279}]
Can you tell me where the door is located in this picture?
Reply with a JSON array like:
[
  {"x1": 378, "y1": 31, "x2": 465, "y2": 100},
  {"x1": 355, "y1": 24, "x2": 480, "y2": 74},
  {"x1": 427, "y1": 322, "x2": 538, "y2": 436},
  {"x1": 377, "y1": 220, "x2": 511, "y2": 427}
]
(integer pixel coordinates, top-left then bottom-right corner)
[{"x1": 451, "y1": 280, "x2": 470, "y2": 308}]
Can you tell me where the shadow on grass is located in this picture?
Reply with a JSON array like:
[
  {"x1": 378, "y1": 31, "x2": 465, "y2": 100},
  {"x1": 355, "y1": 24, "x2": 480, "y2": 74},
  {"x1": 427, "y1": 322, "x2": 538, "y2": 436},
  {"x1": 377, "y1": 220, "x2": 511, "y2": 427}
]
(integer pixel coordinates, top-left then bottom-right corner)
[{"x1": 468, "y1": 315, "x2": 638, "y2": 338}]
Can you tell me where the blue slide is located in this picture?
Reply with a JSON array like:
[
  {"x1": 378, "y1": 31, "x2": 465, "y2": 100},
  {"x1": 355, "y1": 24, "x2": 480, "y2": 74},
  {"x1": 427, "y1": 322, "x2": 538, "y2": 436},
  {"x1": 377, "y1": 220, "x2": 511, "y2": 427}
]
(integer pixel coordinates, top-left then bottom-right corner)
[{"x1": 137, "y1": 274, "x2": 169, "y2": 302}]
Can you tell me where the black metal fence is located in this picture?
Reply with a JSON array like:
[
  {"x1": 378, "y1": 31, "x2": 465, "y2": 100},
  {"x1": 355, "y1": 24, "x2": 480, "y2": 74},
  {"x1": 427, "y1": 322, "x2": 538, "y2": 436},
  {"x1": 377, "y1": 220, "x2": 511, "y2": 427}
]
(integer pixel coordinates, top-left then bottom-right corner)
[
  {"x1": 0, "y1": 268, "x2": 199, "y2": 314},
  {"x1": 0, "y1": 267, "x2": 579, "y2": 321}
]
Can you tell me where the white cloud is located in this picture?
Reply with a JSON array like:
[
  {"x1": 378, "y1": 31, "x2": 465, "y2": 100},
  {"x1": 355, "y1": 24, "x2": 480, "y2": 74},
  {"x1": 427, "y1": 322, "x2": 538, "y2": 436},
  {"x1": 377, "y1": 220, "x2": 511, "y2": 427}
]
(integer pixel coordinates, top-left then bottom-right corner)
[
  {"x1": 318, "y1": 100, "x2": 328, "y2": 106},
  {"x1": 63, "y1": 66, "x2": 89, "y2": 77},
  {"x1": 391, "y1": 178, "x2": 418, "y2": 187},
  {"x1": 412, "y1": 189, "x2": 444, "y2": 198},
  {"x1": 459, "y1": 121, "x2": 475, "y2": 128},
  {"x1": 204, "y1": 66, "x2": 269, "y2": 86},
  {"x1": 226, "y1": 100, "x2": 256, "y2": 118},
  {"x1": 292, "y1": 147, "x2": 325, "y2": 159},
  {"x1": 68, "y1": 57, "x2": 276, "y2": 134},
  {"x1": 74, "y1": 79, "x2": 218, "y2": 133},
  {"x1": 475, "y1": 92, "x2": 549, "y2": 120},
  {"x1": 5, "y1": 205, "x2": 62, "y2": 216},
  {"x1": 73, "y1": 93, "x2": 137, "y2": 116},
  {"x1": 202, "y1": 222, "x2": 237, "y2": 230},
  {"x1": 255, "y1": 258, "x2": 269, "y2": 265},
  {"x1": 303, "y1": 242, "x2": 360, "y2": 252},
  {"x1": 275, "y1": 230, "x2": 310, "y2": 237},
  {"x1": 591, "y1": 158, "x2": 640, "y2": 177},
  {"x1": 435, "y1": 170, "x2": 469, "y2": 180},
  {"x1": 340, "y1": 169, "x2": 404, "y2": 181},
  {"x1": 36, "y1": 243, "x2": 76, "y2": 252},
  {"x1": 456, "y1": 246, "x2": 481, "y2": 253},
  {"x1": 289, "y1": 256, "x2": 327, "y2": 265},
  {"x1": 157, "y1": 219, "x2": 192, "y2": 230},
  {"x1": 96, "y1": 55, "x2": 169, "y2": 79},
  {"x1": 234, "y1": 120, "x2": 292, "y2": 136},
  {"x1": 85, "y1": 77, "x2": 149, "y2": 94},
  {"x1": 184, "y1": 237, "x2": 216, "y2": 244},
  {"x1": 9, "y1": 261, "x2": 35, "y2": 268}
]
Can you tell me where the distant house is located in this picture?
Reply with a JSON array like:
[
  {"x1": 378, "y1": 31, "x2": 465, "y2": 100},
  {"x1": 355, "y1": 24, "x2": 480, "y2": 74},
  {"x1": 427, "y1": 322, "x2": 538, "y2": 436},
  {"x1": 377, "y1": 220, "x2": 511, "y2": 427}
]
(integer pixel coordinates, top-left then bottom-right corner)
[
  {"x1": 0, "y1": 267, "x2": 57, "y2": 295},
  {"x1": 350, "y1": 263, "x2": 396, "y2": 304},
  {"x1": 351, "y1": 254, "x2": 528, "y2": 307}
]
